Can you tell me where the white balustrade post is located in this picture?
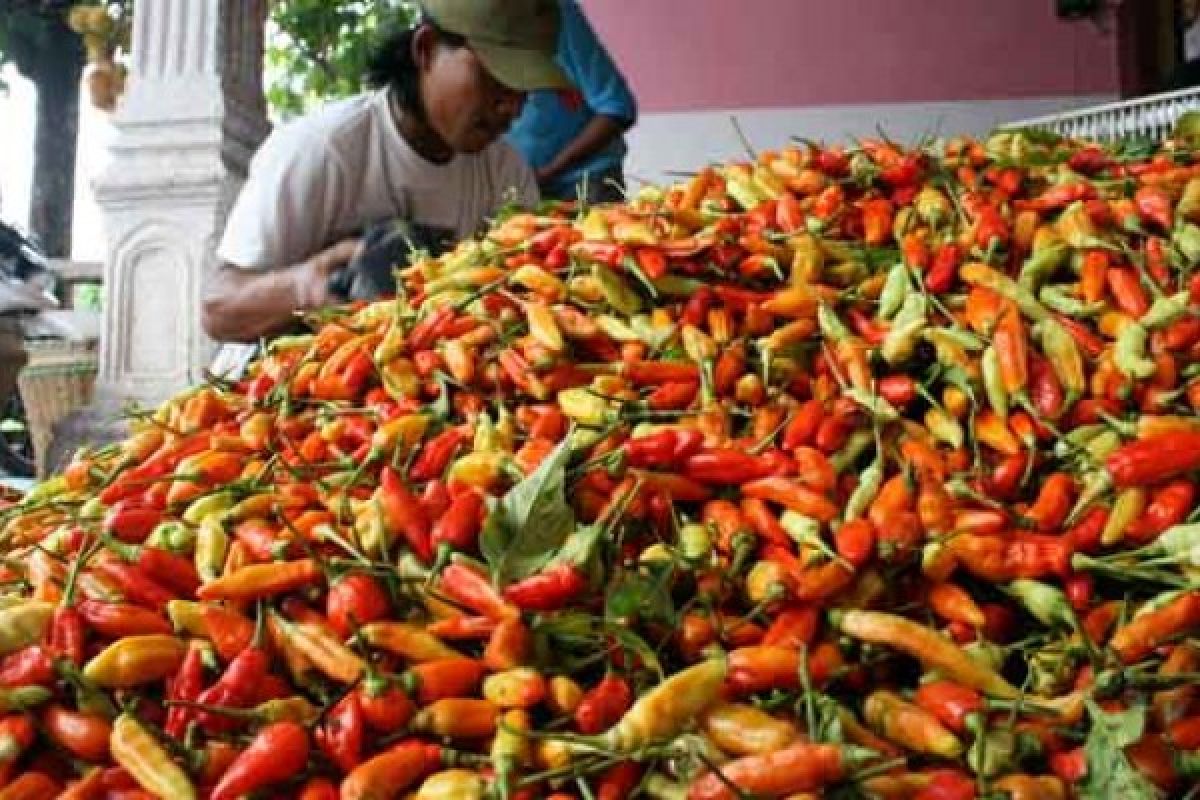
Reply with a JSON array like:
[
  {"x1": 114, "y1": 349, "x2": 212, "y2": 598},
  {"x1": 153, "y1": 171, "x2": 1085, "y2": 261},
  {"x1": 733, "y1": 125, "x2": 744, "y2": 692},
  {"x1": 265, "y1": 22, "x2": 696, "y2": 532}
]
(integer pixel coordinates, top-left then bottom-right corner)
[{"x1": 94, "y1": 0, "x2": 269, "y2": 405}]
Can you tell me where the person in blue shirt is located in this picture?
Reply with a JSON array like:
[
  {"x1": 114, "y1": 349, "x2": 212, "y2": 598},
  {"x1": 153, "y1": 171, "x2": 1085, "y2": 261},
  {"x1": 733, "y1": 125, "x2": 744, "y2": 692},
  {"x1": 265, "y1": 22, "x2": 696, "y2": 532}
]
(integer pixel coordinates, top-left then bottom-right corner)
[{"x1": 506, "y1": 0, "x2": 637, "y2": 204}]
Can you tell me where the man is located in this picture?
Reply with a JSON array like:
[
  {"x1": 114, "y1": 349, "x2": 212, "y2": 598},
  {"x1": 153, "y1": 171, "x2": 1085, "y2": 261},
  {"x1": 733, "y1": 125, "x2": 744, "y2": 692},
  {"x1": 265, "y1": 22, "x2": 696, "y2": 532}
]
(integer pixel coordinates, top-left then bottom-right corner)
[
  {"x1": 202, "y1": 0, "x2": 569, "y2": 345},
  {"x1": 506, "y1": 0, "x2": 637, "y2": 205}
]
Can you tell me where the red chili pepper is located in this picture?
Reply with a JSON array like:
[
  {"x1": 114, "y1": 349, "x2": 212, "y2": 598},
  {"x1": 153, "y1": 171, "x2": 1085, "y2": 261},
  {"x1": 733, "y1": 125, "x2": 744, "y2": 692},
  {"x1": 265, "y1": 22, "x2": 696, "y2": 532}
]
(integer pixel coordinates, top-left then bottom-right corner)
[
  {"x1": 407, "y1": 306, "x2": 455, "y2": 353},
  {"x1": 1126, "y1": 479, "x2": 1195, "y2": 542},
  {"x1": 200, "y1": 605, "x2": 256, "y2": 663},
  {"x1": 431, "y1": 490, "x2": 485, "y2": 556},
  {"x1": 107, "y1": 541, "x2": 201, "y2": 597},
  {"x1": 48, "y1": 606, "x2": 85, "y2": 666},
  {"x1": 832, "y1": 518, "x2": 876, "y2": 567},
  {"x1": 1069, "y1": 147, "x2": 1112, "y2": 175},
  {"x1": 408, "y1": 428, "x2": 466, "y2": 484},
  {"x1": 211, "y1": 721, "x2": 309, "y2": 800},
  {"x1": 195, "y1": 647, "x2": 270, "y2": 733},
  {"x1": 926, "y1": 243, "x2": 961, "y2": 293},
  {"x1": 164, "y1": 642, "x2": 207, "y2": 739},
  {"x1": 1015, "y1": 181, "x2": 1096, "y2": 212},
  {"x1": 440, "y1": 564, "x2": 517, "y2": 621},
  {"x1": 503, "y1": 563, "x2": 588, "y2": 612},
  {"x1": 781, "y1": 399, "x2": 823, "y2": 451},
  {"x1": 596, "y1": 761, "x2": 642, "y2": 800},
  {"x1": 644, "y1": 380, "x2": 699, "y2": 411},
  {"x1": 77, "y1": 600, "x2": 172, "y2": 638},
  {"x1": 1022, "y1": 472, "x2": 1074, "y2": 532},
  {"x1": 683, "y1": 450, "x2": 775, "y2": 485},
  {"x1": 1110, "y1": 591, "x2": 1200, "y2": 664},
  {"x1": 681, "y1": 286, "x2": 714, "y2": 327},
  {"x1": 1135, "y1": 185, "x2": 1174, "y2": 231},
  {"x1": 740, "y1": 497, "x2": 794, "y2": 549},
  {"x1": 623, "y1": 360, "x2": 701, "y2": 386},
  {"x1": 1052, "y1": 313, "x2": 1105, "y2": 359},
  {"x1": 622, "y1": 429, "x2": 704, "y2": 470},
  {"x1": 102, "y1": 501, "x2": 163, "y2": 544},
  {"x1": 574, "y1": 674, "x2": 632, "y2": 734},
  {"x1": 1106, "y1": 432, "x2": 1200, "y2": 487},
  {"x1": 378, "y1": 467, "x2": 433, "y2": 563},
  {"x1": 572, "y1": 240, "x2": 625, "y2": 268},
  {"x1": 326, "y1": 573, "x2": 391, "y2": 640},
  {"x1": 1106, "y1": 266, "x2": 1150, "y2": 318},
  {"x1": 0, "y1": 647, "x2": 54, "y2": 688},
  {"x1": 1065, "y1": 506, "x2": 1109, "y2": 555},
  {"x1": 913, "y1": 681, "x2": 985, "y2": 735},
  {"x1": 314, "y1": 695, "x2": 360, "y2": 777},
  {"x1": 92, "y1": 560, "x2": 176, "y2": 610},
  {"x1": 761, "y1": 607, "x2": 818, "y2": 649}
]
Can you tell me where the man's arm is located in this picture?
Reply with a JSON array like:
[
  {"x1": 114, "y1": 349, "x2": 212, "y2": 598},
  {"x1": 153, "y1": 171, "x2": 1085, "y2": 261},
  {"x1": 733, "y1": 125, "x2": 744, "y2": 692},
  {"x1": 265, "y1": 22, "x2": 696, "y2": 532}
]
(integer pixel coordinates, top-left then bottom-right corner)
[
  {"x1": 202, "y1": 238, "x2": 359, "y2": 343},
  {"x1": 536, "y1": 114, "x2": 626, "y2": 185}
]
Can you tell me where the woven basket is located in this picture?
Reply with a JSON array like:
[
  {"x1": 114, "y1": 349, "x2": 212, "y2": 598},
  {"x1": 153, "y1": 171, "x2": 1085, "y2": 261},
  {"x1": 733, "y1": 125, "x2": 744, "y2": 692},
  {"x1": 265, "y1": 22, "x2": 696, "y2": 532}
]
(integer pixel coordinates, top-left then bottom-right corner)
[{"x1": 17, "y1": 339, "x2": 98, "y2": 478}]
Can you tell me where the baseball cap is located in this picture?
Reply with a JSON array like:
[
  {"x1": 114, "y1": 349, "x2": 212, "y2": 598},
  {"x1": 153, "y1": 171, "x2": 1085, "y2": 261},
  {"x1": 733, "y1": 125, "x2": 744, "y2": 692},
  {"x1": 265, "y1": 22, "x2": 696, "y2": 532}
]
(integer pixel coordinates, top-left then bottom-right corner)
[{"x1": 419, "y1": 0, "x2": 572, "y2": 91}]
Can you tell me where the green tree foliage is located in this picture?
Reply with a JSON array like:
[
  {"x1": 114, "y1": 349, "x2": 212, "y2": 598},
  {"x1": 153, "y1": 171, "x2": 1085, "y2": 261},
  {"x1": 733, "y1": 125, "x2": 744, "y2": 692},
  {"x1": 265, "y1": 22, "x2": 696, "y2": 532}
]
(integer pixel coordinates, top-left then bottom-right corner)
[{"x1": 266, "y1": 0, "x2": 418, "y2": 119}]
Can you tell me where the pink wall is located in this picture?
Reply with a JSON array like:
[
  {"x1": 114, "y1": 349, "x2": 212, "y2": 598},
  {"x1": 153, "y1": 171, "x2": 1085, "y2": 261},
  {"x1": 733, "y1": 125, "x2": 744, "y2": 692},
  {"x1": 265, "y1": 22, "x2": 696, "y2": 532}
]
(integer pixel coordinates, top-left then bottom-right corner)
[{"x1": 580, "y1": 0, "x2": 1121, "y2": 112}]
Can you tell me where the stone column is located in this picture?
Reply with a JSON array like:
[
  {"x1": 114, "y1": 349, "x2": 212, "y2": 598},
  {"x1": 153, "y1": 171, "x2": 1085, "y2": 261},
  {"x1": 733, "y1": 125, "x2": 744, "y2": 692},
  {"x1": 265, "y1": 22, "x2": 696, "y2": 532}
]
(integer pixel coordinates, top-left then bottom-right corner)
[{"x1": 94, "y1": 0, "x2": 270, "y2": 405}]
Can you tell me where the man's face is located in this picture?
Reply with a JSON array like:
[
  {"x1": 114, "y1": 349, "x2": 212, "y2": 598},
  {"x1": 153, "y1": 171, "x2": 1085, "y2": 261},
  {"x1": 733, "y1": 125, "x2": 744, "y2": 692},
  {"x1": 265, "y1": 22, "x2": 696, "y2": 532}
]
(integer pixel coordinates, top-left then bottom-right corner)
[{"x1": 419, "y1": 36, "x2": 527, "y2": 155}]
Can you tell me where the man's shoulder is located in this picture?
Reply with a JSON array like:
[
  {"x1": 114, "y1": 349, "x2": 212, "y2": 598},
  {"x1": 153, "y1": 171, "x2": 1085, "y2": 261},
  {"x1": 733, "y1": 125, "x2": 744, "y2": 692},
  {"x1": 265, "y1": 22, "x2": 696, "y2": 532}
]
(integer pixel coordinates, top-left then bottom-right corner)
[{"x1": 268, "y1": 92, "x2": 381, "y2": 160}]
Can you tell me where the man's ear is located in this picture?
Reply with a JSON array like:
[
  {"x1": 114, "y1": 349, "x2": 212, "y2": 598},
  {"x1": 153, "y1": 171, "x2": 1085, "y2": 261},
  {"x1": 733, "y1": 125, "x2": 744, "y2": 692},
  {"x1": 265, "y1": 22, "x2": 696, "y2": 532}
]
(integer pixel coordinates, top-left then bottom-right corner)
[{"x1": 411, "y1": 24, "x2": 436, "y2": 73}]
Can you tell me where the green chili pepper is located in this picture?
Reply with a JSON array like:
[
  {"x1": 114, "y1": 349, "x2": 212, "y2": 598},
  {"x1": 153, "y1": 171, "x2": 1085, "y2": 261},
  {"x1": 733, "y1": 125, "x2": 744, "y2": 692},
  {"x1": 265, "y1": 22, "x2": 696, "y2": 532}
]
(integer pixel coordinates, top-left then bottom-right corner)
[
  {"x1": 0, "y1": 686, "x2": 51, "y2": 713},
  {"x1": 981, "y1": 346, "x2": 1009, "y2": 419},
  {"x1": 1174, "y1": 222, "x2": 1200, "y2": 264},
  {"x1": 882, "y1": 294, "x2": 928, "y2": 365},
  {"x1": 817, "y1": 303, "x2": 852, "y2": 342},
  {"x1": 593, "y1": 263, "x2": 642, "y2": 316},
  {"x1": 1017, "y1": 241, "x2": 1070, "y2": 292},
  {"x1": 678, "y1": 524, "x2": 713, "y2": 565},
  {"x1": 144, "y1": 521, "x2": 196, "y2": 555},
  {"x1": 878, "y1": 261, "x2": 911, "y2": 319},
  {"x1": 844, "y1": 387, "x2": 900, "y2": 422},
  {"x1": 1007, "y1": 580, "x2": 1076, "y2": 630},
  {"x1": 1114, "y1": 323, "x2": 1157, "y2": 379},
  {"x1": 651, "y1": 276, "x2": 705, "y2": 297},
  {"x1": 182, "y1": 491, "x2": 235, "y2": 525},
  {"x1": 21, "y1": 476, "x2": 67, "y2": 506},
  {"x1": 830, "y1": 429, "x2": 874, "y2": 474},
  {"x1": 1038, "y1": 319, "x2": 1086, "y2": 403},
  {"x1": 1038, "y1": 285, "x2": 1106, "y2": 317},
  {"x1": 1140, "y1": 290, "x2": 1191, "y2": 330},
  {"x1": 844, "y1": 454, "x2": 884, "y2": 521}
]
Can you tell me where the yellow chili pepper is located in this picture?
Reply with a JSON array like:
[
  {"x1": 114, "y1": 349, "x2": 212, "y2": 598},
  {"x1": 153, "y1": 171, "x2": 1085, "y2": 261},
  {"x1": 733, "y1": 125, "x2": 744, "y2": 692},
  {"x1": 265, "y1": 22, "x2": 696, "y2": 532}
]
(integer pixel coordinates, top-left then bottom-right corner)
[
  {"x1": 84, "y1": 635, "x2": 187, "y2": 689},
  {"x1": 270, "y1": 614, "x2": 363, "y2": 684},
  {"x1": 0, "y1": 601, "x2": 53, "y2": 656},
  {"x1": 360, "y1": 622, "x2": 463, "y2": 663},
  {"x1": 110, "y1": 713, "x2": 196, "y2": 800}
]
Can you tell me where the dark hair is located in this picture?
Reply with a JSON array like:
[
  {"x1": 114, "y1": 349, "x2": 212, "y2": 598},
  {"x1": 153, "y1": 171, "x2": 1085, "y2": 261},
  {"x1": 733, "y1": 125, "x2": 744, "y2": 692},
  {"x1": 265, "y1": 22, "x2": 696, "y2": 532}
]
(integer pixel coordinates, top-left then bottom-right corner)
[{"x1": 365, "y1": 15, "x2": 467, "y2": 115}]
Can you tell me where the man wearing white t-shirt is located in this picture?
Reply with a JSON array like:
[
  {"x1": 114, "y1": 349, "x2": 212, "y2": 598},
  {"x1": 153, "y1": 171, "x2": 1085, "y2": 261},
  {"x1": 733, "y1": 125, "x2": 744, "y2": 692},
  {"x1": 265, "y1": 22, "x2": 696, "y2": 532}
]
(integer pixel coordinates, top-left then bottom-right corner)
[{"x1": 202, "y1": 0, "x2": 569, "y2": 345}]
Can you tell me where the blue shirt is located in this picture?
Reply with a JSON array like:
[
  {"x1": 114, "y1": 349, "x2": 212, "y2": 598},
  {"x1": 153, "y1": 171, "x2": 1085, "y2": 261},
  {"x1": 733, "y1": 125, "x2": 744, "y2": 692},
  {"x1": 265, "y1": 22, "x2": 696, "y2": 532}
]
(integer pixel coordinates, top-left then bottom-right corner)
[{"x1": 505, "y1": 0, "x2": 637, "y2": 198}]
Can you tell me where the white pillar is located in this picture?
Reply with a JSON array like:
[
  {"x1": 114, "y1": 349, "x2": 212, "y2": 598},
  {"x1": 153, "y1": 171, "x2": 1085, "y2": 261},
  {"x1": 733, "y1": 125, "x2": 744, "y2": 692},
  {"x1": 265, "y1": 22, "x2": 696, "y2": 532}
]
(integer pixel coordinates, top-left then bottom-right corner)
[{"x1": 94, "y1": 0, "x2": 269, "y2": 404}]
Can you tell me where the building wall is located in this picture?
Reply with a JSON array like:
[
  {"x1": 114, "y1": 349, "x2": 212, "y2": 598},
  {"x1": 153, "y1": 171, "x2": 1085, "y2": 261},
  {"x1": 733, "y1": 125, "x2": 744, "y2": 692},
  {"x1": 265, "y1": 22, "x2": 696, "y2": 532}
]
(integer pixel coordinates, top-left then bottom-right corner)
[{"x1": 579, "y1": 0, "x2": 1121, "y2": 182}]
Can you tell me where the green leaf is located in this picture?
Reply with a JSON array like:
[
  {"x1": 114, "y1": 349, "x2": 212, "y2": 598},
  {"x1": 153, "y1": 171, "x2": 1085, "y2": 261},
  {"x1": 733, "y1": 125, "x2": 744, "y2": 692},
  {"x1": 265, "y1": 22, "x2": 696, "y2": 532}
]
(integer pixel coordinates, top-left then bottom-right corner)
[
  {"x1": 480, "y1": 438, "x2": 575, "y2": 585},
  {"x1": 1079, "y1": 699, "x2": 1164, "y2": 800}
]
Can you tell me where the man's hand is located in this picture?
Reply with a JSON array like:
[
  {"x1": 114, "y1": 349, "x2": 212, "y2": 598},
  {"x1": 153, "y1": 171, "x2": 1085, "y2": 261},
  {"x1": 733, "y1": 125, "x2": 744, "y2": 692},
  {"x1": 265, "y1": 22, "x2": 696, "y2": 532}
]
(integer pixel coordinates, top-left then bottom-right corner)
[{"x1": 295, "y1": 238, "x2": 362, "y2": 308}]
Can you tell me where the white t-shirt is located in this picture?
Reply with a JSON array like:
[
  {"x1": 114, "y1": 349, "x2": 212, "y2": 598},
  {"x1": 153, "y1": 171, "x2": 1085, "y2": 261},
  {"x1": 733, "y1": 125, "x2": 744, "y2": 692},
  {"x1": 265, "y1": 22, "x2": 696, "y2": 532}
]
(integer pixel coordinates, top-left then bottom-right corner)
[{"x1": 218, "y1": 89, "x2": 539, "y2": 270}]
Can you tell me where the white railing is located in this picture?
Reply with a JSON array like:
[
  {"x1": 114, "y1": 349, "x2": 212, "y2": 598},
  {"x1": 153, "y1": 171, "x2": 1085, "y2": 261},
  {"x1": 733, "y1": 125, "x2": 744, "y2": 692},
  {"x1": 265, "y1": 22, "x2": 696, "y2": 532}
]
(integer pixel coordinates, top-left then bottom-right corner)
[{"x1": 1003, "y1": 87, "x2": 1200, "y2": 142}]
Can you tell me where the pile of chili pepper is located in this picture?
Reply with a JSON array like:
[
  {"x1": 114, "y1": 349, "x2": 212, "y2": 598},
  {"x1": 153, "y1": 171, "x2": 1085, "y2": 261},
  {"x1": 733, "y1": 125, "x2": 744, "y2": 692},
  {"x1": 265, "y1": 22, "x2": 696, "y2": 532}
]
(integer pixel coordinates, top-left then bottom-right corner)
[{"x1": 0, "y1": 127, "x2": 1199, "y2": 799}]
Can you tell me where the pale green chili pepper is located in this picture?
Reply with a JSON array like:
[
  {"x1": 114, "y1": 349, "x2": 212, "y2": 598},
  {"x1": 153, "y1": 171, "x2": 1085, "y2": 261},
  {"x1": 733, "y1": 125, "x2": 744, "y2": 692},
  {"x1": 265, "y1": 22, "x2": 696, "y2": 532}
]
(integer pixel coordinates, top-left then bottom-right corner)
[
  {"x1": 678, "y1": 524, "x2": 713, "y2": 565},
  {"x1": 144, "y1": 521, "x2": 195, "y2": 555},
  {"x1": 1007, "y1": 580, "x2": 1076, "y2": 630},
  {"x1": 1114, "y1": 323, "x2": 1157, "y2": 379},
  {"x1": 651, "y1": 275, "x2": 704, "y2": 297},
  {"x1": 1174, "y1": 222, "x2": 1200, "y2": 264},
  {"x1": 882, "y1": 294, "x2": 928, "y2": 365},
  {"x1": 181, "y1": 491, "x2": 235, "y2": 525},
  {"x1": 1038, "y1": 285, "x2": 1106, "y2": 317},
  {"x1": 779, "y1": 511, "x2": 842, "y2": 565},
  {"x1": 1017, "y1": 241, "x2": 1070, "y2": 292},
  {"x1": 1038, "y1": 319, "x2": 1086, "y2": 403},
  {"x1": 593, "y1": 263, "x2": 642, "y2": 316},
  {"x1": 844, "y1": 387, "x2": 900, "y2": 422},
  {"x1": 831, "y1": 429, "x2": 875, "y2": 474},
  {"x1": 1140, "y1": 290, "x2": 1191, "y2": 330},
  {"x1": 878, "y1": 261, "x2": 911, "y2": 319},
  {"x1": 981, "y1": 346, "x2": 1009, "y2": 419},
  {"x1": 817, "y1": 303, "x2": 852, "y2": 342},
  {"x1": 194, "y1": 515, "x2": 229, "y2": 584},
  {"x1": 844, "y1": 453, "x2": 884, "y2": 522}
]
